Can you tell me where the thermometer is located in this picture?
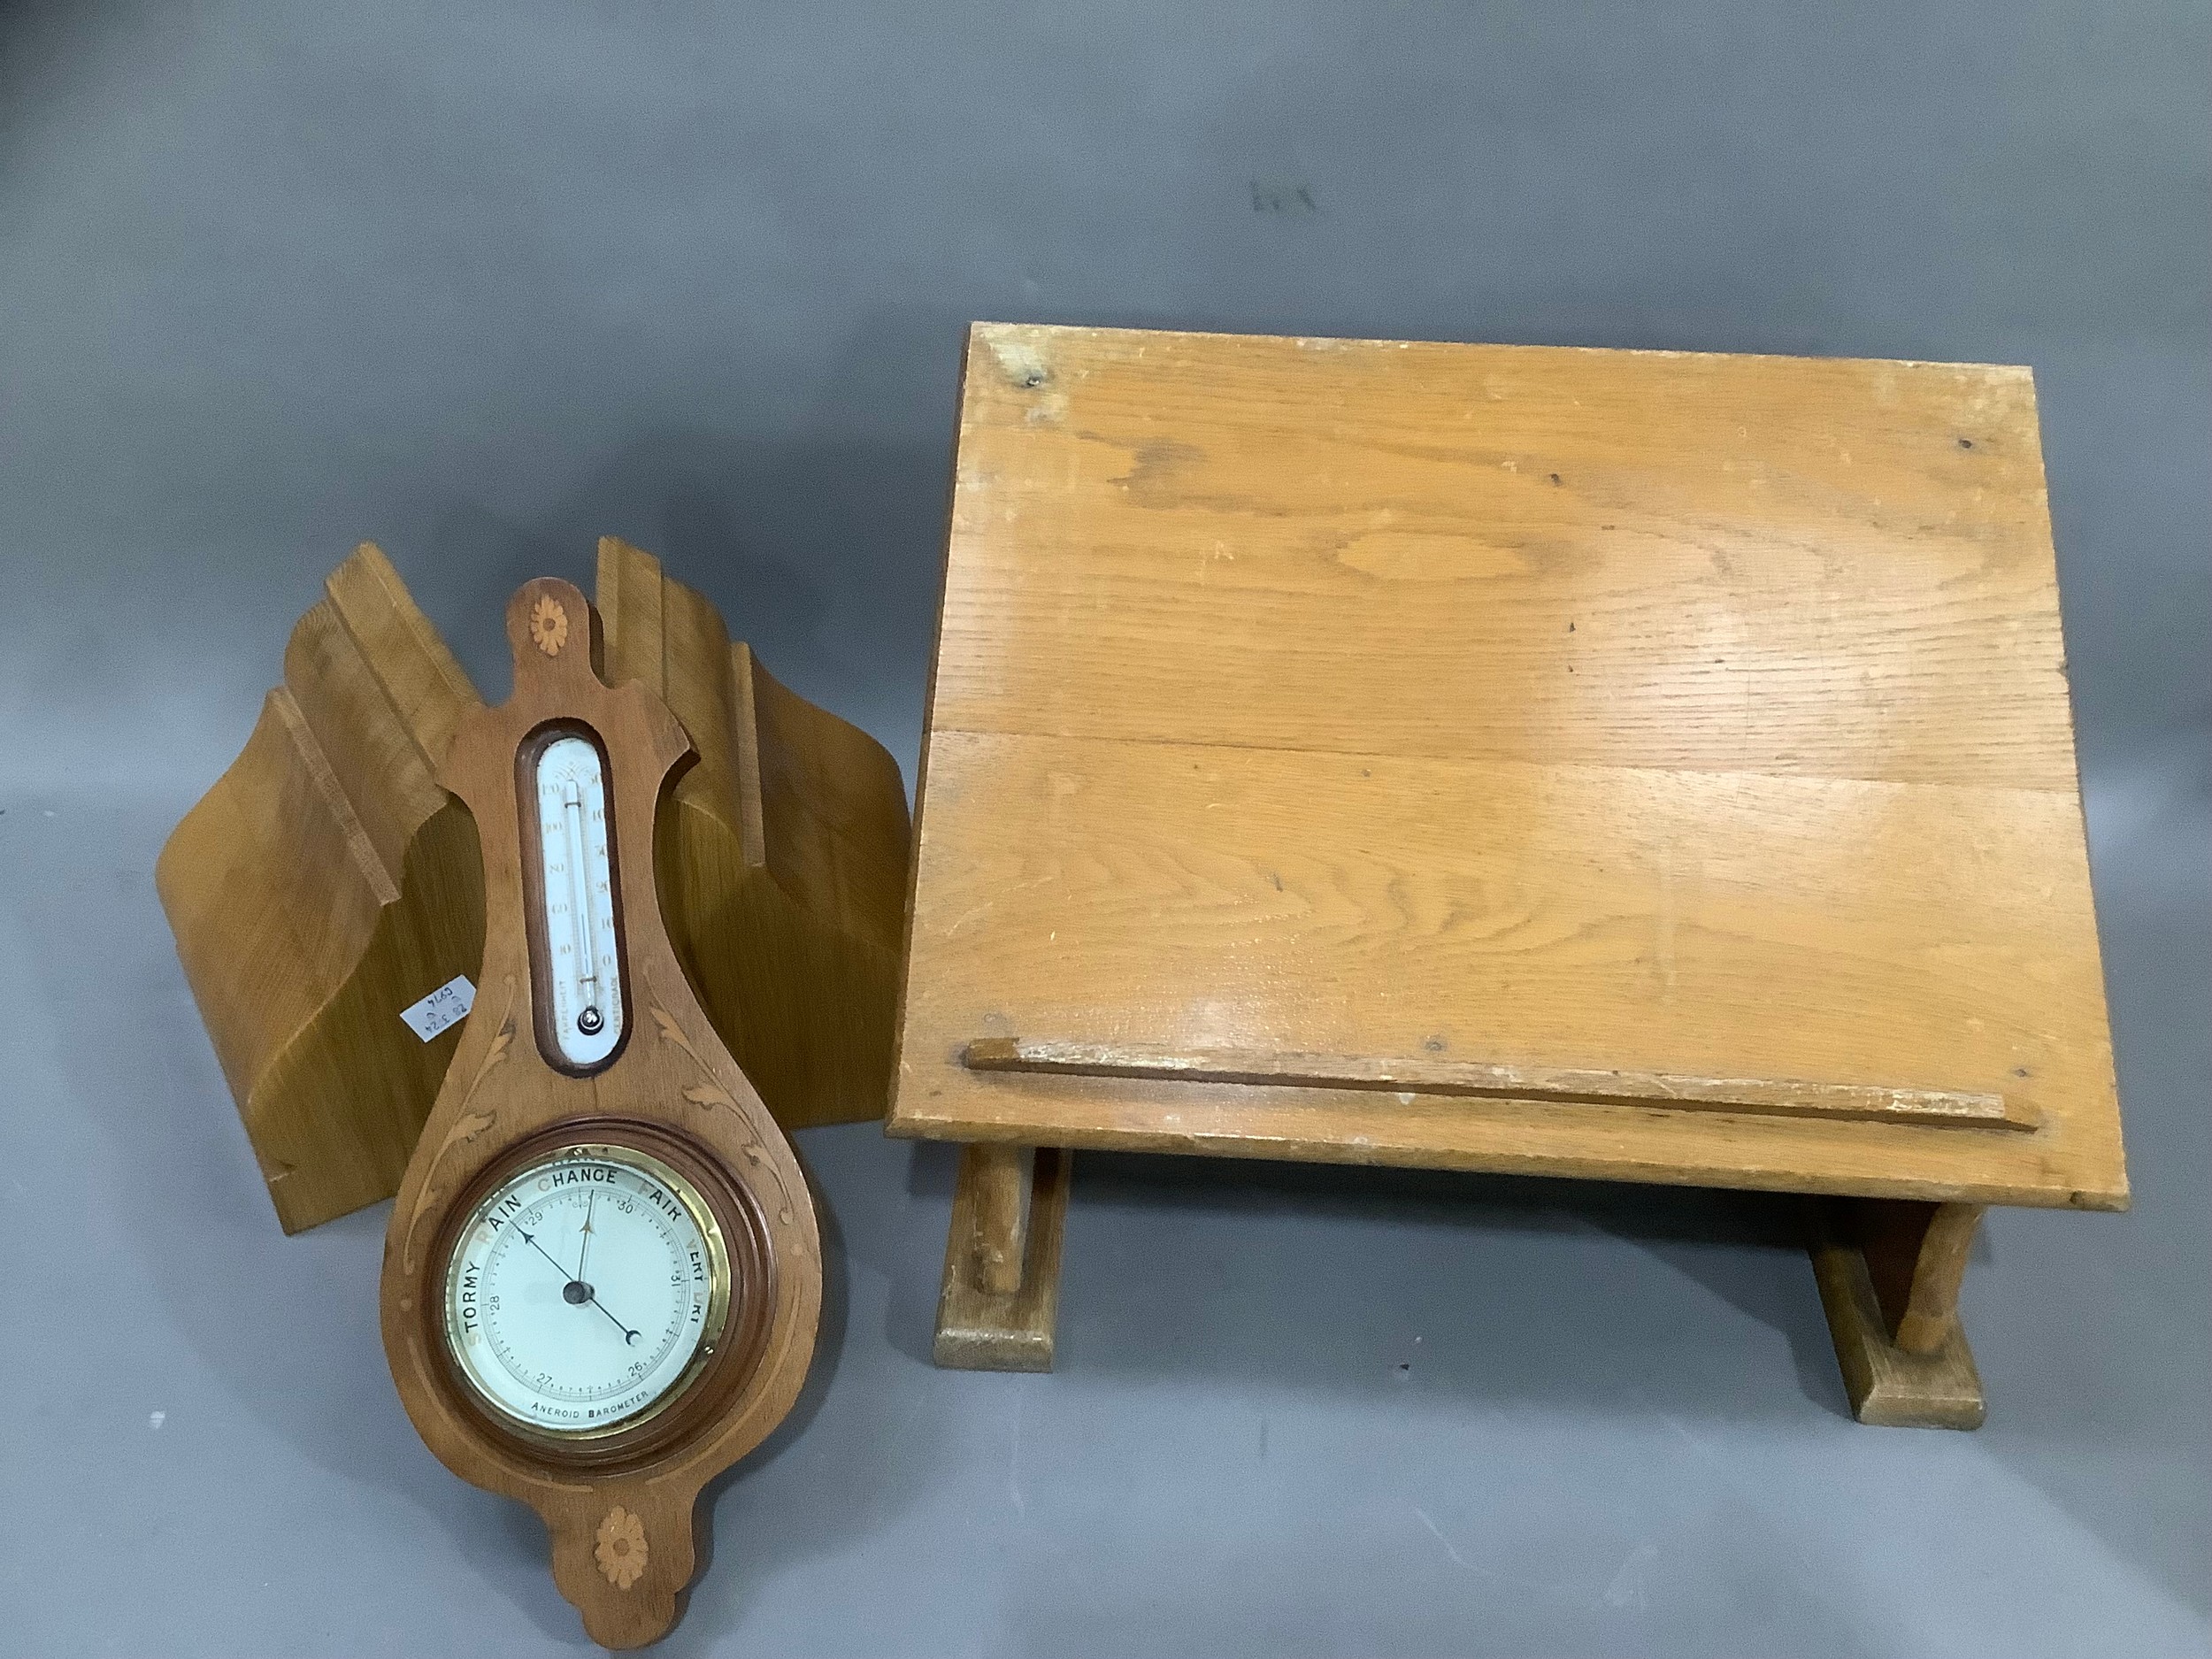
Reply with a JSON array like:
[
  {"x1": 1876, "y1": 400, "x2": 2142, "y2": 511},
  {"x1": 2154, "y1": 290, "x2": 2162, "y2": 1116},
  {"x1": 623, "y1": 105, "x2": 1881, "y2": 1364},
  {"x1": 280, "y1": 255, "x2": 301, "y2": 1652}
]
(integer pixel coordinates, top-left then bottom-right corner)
[{"x1": 533, "y1": 732, "x2": 623, "y2": 1069}]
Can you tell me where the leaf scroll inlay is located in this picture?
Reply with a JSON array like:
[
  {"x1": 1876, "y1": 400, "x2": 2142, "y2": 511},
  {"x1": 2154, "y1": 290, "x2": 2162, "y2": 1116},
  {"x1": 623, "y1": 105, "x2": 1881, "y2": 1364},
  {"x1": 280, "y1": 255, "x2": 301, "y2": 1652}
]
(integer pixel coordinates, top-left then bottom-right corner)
[{"x1": 648, "y1": 987, "x2": 795, "y2": 1224}]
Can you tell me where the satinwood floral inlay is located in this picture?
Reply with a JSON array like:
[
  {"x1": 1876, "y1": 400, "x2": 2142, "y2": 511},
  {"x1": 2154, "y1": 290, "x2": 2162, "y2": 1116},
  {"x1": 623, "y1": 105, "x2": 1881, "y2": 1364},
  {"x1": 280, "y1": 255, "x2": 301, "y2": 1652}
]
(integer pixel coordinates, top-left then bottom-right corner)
[
  {"x1": 595, "y1": 1505, "x2": 648, "y2": 1589},
  {"x1": 529, "y1": 595, "x2": 569, "y2": 656}
]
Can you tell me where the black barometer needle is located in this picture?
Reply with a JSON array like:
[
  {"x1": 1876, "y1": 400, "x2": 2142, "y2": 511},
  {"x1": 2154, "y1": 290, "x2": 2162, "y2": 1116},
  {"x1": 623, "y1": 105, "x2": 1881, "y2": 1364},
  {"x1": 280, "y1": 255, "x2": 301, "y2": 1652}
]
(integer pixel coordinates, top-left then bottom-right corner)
[
  {"x1": 517, "y1": 1225, "x2": 574, "y2": 1283},
  {"x1": 592, "y1": 1297, "x2": 642, "y2": 1345},
  {"x1": 518, "y1": 1225, "x2": 641, "y2": 1344}
]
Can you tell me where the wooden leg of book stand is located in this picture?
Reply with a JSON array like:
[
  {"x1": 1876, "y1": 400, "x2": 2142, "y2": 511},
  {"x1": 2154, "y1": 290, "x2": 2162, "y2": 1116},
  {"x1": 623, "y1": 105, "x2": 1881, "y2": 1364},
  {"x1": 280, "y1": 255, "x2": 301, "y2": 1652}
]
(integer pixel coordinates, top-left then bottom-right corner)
[
  {"x1": 1809, "y1": 1197, "x2": 1986, "y2": 1430},
  {"x1": 933, "y1": 1144, "x2": 1071, "y2": 1371}
]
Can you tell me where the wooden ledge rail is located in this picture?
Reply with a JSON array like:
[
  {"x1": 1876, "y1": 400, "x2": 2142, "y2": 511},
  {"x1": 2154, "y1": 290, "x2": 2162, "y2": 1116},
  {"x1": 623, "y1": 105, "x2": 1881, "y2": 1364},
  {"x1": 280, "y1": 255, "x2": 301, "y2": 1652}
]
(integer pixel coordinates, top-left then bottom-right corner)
[{"x1": 960, "y1": 1038, "x2": 2039, "y2": 1133}]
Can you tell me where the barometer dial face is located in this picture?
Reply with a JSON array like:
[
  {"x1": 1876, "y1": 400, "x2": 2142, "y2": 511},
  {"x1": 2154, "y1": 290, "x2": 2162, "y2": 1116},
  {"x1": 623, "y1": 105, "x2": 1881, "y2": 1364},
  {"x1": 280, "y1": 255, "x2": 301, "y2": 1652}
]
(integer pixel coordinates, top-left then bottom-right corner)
[
  {"x1": 534, "y1": 732, "x2": 623, "y2": 1070},
  {"x1": 443, "y1": 1145, "x2": 730, "y2": 1438}
]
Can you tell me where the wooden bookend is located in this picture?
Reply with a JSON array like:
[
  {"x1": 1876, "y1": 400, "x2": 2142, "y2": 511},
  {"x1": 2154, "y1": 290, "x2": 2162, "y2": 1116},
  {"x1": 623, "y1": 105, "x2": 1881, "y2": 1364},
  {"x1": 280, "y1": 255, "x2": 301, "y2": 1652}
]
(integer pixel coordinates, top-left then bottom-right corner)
[
  {"x1": 595, "y1": 537, "x2": 911, "y2": 1131},
  {"x1": 156, "y1": 545, "x2": 487, "y2": 1233},
  {"x1": 163, "y1": 540, "x2": 910, "y2": 1234}
]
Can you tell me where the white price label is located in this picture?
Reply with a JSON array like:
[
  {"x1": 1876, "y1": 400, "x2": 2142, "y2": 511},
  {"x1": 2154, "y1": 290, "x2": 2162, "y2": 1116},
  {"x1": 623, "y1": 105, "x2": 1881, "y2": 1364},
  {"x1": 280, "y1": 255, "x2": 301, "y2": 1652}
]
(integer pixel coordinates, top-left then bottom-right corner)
[{"x1": 400, "y1": 975, "x2": 476, "y2": 1042}]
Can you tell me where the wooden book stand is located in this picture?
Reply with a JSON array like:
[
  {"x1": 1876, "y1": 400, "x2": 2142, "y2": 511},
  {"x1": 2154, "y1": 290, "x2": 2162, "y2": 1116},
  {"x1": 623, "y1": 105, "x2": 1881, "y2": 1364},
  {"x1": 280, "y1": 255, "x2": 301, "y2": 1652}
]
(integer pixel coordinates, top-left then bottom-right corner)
[
  {"x1": 889, "y1": 324, "x2": 2126, "y2": 1428},
  {"x1": 159, "y1": 539, "x2": 909, "y2": 1233}
]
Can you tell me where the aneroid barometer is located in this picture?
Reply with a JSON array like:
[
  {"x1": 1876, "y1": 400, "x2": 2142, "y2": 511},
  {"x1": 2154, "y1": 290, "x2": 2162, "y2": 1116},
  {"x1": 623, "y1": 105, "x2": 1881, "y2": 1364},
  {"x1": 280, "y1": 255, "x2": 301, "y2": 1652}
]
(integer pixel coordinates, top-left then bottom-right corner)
[{"x1": 381, "y1": 579, "x2": 821, "y2": 1648}]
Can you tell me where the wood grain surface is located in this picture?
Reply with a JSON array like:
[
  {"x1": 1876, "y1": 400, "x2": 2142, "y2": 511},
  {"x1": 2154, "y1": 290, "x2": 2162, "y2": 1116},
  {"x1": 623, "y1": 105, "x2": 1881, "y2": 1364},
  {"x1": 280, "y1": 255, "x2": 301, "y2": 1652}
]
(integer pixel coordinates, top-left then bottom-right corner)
[
  {"x1": 156, "y1": 545, "x2": 486, "y2": 1232},
  {"x1": 597, "y1": 538, "x2": 910, "y2": 1129},
  {"x1": 889, "y1": 324, "x2": 2125, "y2": 1211}
]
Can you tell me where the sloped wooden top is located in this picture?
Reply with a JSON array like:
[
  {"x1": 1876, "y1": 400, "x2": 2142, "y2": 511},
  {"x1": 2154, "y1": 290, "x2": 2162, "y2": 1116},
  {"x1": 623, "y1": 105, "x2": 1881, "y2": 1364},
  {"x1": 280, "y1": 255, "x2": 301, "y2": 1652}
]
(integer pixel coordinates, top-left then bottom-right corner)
[{"x1": 889, "y1": 324, "x2": 2124, "y2": 1210}]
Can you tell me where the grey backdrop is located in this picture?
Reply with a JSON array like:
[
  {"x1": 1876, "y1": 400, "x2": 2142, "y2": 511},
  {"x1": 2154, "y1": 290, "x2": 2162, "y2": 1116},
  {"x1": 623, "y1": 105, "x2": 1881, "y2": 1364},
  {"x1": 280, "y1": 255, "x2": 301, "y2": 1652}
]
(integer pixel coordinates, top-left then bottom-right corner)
[{"x1": 2, "y1": 3, "x2": 2205, "y2": 1655}]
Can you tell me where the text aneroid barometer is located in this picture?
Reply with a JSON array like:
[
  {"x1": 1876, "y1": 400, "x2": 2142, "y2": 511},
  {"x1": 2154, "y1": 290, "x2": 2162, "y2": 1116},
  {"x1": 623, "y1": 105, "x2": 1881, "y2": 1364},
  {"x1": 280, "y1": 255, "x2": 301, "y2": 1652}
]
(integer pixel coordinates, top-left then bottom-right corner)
[{"x1": 380, "y1": 579, "x2": 821, "y2": 1649}]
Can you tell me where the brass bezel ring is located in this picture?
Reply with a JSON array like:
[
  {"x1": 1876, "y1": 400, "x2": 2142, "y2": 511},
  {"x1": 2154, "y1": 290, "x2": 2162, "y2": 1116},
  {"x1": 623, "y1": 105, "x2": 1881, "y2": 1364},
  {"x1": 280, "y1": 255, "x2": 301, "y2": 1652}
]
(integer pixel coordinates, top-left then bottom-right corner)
[{"x1": 428, "y1": 1118, "x2": 776, "y2": 1471}]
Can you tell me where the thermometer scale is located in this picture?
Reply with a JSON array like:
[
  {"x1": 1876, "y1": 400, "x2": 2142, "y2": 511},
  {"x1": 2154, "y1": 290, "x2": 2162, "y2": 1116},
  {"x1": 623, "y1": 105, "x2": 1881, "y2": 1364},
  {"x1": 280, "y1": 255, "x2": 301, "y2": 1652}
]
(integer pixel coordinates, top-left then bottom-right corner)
[{"x1": 529, "y1": 731, "x2": 622, "y2": 1066}]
